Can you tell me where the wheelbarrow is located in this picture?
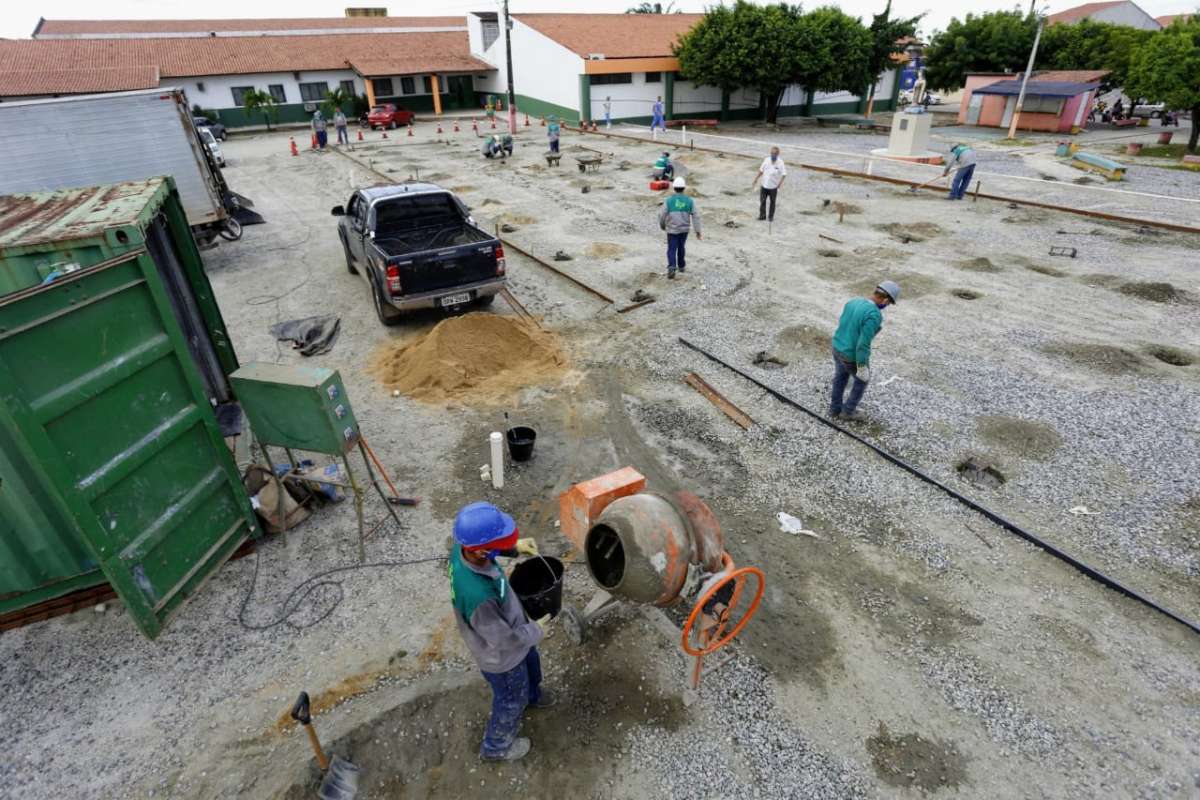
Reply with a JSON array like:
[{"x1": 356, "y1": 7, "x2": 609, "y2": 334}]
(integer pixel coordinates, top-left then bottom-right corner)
[{"x1": 575, "y1": 154, "x2": 603, "y2": 173}]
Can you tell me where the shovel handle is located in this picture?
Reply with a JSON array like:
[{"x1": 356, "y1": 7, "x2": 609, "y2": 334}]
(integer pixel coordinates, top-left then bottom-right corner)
[{"x1": 291, "y1": 692, "x2": 330, "y2": 771}]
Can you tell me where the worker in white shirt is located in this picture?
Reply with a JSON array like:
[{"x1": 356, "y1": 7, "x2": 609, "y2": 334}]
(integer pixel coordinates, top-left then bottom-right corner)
[{"x1": 751, "y1": 146, "x2": 787, "y2": 222}]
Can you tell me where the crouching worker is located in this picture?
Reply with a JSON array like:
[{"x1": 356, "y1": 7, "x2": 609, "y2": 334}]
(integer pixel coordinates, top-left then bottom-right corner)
[
  {"x1": 482, "y1": 134, "x2": 502, "y2": 159},
  {"x1": 653, "y1": 151, "x2": 674, "y2": 181},
  {"x1": 448, "y1": 502, "x2": 554, "y2": 761}
]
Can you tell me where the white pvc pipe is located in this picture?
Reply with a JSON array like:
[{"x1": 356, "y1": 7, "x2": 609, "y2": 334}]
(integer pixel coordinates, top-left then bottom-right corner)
[
  {"x1": 681, "y1": 124, "x2": 687, "y2": 145},
  {"x1": 489, "y1": 431, "x2": 504, "y2": 490}
]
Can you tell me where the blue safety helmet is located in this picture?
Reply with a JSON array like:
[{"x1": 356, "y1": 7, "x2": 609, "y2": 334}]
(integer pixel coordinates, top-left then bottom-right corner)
[{"x1": 453, "y1": 502, "x2": 517, "y2": 547}]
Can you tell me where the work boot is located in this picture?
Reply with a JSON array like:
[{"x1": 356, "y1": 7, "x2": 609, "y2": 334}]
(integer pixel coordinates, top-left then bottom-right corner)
[
  {"x1": 841, "y1": 410, "x2": 862, "y2": 422},
  {"x1": 678, "y1": 265, "x2": 686, "y2": 273},
  {"x1": 482, "y1": 737, "x2": 531, "y2": 762},
  {"x1": 530, "y1": 688, "x2": 557, "y2": 709},
  {"x1": 829, "y1": 409, "x2": 842, "y2": 420},
  {"x1": 668, "y1": 271, "x2": 676, "y2": 280},
  {"x1": 757, "y1": 215, "x2": 767, "y2": 221}
]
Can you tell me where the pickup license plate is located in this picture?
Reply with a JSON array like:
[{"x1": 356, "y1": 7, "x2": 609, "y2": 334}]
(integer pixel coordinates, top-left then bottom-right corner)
[{"x1": 440, "y1": 292, "x2": 471, "y2": 307}]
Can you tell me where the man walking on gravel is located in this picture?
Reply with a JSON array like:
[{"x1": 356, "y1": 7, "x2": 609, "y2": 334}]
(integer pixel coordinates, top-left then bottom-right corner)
[
  {"x1": 448, "y1": 502, "x2": 553, "y2": 762},
  {"x1": 752, "y1": 146, "x2": 787, "y2": 221},
  {"x1": 657, "y1": 176, "x2": 702, "y2": 279},
  {"x1": 943, "y1": 143, "x2": 976, "y2": 200},
  {"x1": 651, "y1": 96, "x2": 666, "y2": 133},
  {"x1": 829, "y1": 281, "x2": 900, "y2": 421}
]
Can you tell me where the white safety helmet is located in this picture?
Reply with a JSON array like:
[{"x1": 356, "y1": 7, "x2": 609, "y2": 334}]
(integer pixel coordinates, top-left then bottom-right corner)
[{"x1": 672, "y1": 177, "x2": 687, "y2": 189}]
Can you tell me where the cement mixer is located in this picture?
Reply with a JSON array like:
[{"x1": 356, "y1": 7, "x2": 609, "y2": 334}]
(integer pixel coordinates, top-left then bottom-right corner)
[{"x1": 557, "y1": 467, "x2": 764, "y2": 687}]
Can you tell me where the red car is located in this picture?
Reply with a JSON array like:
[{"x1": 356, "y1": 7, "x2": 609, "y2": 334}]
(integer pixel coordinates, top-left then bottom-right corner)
[{"x1": 367, "y1": 104, "x2": 414, "y2": 129}]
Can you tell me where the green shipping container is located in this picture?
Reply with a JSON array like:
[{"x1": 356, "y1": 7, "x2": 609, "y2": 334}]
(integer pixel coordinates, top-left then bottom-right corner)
[{"x1": 0, "y1": 177, "x2": 258, "y2": 638}]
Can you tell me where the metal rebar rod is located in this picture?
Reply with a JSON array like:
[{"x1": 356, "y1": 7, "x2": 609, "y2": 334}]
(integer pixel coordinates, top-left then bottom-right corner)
[{"x1": 677, "y1": 336, "x2": 1200, "y2": 638}]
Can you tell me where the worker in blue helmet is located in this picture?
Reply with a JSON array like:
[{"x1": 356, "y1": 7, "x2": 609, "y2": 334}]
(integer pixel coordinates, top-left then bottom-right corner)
[{"x1": 448, "y1": 501, "x2": 554, "y2": 761}]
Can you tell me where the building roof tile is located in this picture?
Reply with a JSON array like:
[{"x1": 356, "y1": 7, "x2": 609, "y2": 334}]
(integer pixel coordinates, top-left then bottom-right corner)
[
  {"x1": 516, "y1": 13, "x2": 703, "y2": 59},
  {"x1": 0, "y1": 32, "x2": 490, "y2": 95},
  {"x1": 0, "y1": 66, "x2": 160, "y2": 97},
  {"x1": 34, "y1": 16, "x2": 464, "y2": 37},
  {"x1": 1047, "y1": 1, "x2": 1124, "y2": 24}
]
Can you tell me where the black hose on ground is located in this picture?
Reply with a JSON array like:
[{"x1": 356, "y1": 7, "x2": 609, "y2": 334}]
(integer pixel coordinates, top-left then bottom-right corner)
[{"x1": 678, "y1": 337, "x2": 1200, "y2": 638}]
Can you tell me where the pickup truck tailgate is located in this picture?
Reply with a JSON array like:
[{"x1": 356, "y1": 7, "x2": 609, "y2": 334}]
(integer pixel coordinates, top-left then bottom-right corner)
[{"x1": 398, "y1": 242, "x2": 499, "y2": 295}]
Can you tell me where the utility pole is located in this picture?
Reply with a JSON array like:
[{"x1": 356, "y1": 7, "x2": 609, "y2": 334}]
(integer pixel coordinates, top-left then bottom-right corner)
[
  {"x1": 1007, "y1": 12, "x2": 1044, "y2": 140},
  {"x1": 503, "y1": 0, "x2": 517, "y2": 134}
]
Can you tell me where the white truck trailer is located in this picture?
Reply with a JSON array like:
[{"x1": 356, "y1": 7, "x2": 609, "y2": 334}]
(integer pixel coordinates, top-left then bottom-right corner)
[{"x1": 0, "y1": 87, "x2": 262, "y2": 246}]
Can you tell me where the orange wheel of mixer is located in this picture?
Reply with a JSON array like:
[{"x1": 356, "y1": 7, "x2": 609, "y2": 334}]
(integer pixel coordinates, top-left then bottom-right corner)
[{"x1": 680, "y1": 558, "x2": 765, "y2": 657}]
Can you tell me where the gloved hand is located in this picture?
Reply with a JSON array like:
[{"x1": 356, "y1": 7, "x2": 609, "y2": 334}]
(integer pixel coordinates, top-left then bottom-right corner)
[
  {"x1": 857, "y1": 365, "x2": 871, "y2": 383},
  {"x1": 535, "y1": 614, "x2": 552, "y2": 634},
  {"x1": 515, "y1": 538, "x2": 539, "y2": 557}
]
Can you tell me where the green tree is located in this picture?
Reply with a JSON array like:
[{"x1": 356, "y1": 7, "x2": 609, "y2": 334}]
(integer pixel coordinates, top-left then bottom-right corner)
[
  {"x1": 789, "y1": 7, "x2": 874, "y2": 112},
  {"x1": 923, "y1": 9, "x2": 1038, "y2": 91},
  {"x1": 675, "y1": 2, "x2": 799, "y2": 123},
  {"x1": 1125, "y1": 21, "x2": 1200, "y2": 152},
  {"x1": 1038, "y1": 19, "x2": 1153, "y2": 89},
  {"x1": 627, "y1": 2, "x2": 679, "y2": 13},
  {"x1": 241, "y1": 89, "x2": 278, "y2": 130},
  {"x1": 861, "y1": 1, "x2": 921, "y2": 114},
  {"x1": 321, "y1": 86, "x2": 354, "y2": 119},
  {"x1": 675, "y1": 2, "x2": 873, "y2": 123}
]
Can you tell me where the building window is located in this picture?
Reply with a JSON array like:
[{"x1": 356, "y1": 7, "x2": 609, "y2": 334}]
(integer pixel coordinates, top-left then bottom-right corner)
[
  {"x1": 268, "y1": 84, "x2": 287, "y2": 103},
  {"x1": 373, "y1": 78, "x2": 394, "y2": 96},
  {"x1": 1023, "y1": 94, "x2": 1064, "y2": 114},
  {"x1": 196, "y1": 81, "x2": 206, "y2": 92},
  {"x1": 645, "y1": 72, "x2": 661, "y2": 83},
  {"x1": 401, "y1": 76, "x2": 416, "y2": 95},
  {"x1": 589, "y1": 73, "x2": 633, "y2": 86},
  {"x1": 339, "y1": 79, "x2": 356, "y2": 96},
  {"x1": 482, "y1": 20, "x2": 500, "y2": 50},
  {"x1": 423, "y1": 76, "x2": 433, "y2": 94},
  {"x1": 299, "y1": 82, "x2": 328, "y2": 102},
  {"x1": 231, "y1": 86, "x2": 253, "y2": 106}
]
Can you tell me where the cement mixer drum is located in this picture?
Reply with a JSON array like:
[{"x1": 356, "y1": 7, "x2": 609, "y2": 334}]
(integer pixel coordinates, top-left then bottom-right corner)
[{"x1": 585, "y1": 493, "x2": 695, "y2": 606}]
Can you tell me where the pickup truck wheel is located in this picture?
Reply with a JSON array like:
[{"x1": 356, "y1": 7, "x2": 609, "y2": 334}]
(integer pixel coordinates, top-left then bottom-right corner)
[
  {"x1": 372, "y1": 279, "x2": 404, "y2": 326},
  {"x1": 342, "y1": 238, "x2": 358, "y2": 275},
  {"x1": 475, "y1": 293, "x2": 496, "y2": 308}
]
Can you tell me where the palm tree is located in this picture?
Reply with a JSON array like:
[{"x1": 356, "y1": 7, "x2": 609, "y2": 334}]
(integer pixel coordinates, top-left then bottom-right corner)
[
  {"x1": 322, "y1": 87, "x2": 354, "y2": 120},
  {"x1": 242, "y1": 89, "x2": 278, "y2": 130}
]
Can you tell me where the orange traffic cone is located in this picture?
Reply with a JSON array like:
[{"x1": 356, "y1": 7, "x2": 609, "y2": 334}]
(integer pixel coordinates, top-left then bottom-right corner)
[
  {"x1": 310, "y1": 133, "x2": 318, "y2": 149},
  {"x1": 490, "y1": 118, "x2": 496, "y2": 129},
  {"x1": 453, "y1": 121, "x2": 460, "y2": 133},
  {"x1": 408, "y1": 123, "x2": 414, "y2": 137},
  {"x1": 541, "y1": 116, "x2": 546, "y2": 127},
  {"x1": 472, "y1": 119, "x2": 478, "y2": 133},
  {"x1": 437, "y1": 121, "x2": 443, "y2": 134},
  {"x1": 382, "y1": 131, "x2": 388, "y2": 139},
  {"x1": 524, "y1": 114, "x2": 530, "y2": 127},
  {"x1": 289, "y1": 137, "x2": 298, "y2": 156},
  {"x1": 357, "y1": 130, "x2": 363, "y2": 141}
]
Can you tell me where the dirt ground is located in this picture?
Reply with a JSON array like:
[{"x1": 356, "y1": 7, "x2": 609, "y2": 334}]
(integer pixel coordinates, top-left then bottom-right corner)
[{"x1": 3, "y1": 120, "x2": 1199, "y2": 800}]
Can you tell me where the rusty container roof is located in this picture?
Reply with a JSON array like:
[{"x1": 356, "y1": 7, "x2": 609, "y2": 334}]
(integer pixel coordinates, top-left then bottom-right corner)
[{"x1": 0, "y1": 178, "x2": 167, "y2": 249}]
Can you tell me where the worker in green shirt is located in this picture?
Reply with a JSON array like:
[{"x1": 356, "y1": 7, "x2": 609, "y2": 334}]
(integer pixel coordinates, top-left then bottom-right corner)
[
  {"x1": 448, "y1": 502, "x2": 553, "y2": 761},
  {"x1": 829, "y1": 280, "x2": 900, "y2": 421},
  {"x1": 653, "y1": 151, "x2": 674, "y2": 181}
]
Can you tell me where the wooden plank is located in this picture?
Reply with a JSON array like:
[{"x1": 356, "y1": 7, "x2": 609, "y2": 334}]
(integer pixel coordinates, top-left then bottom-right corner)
[
  {"x1": 617, "y1": 298, "x2": 655, "y2": 314},
  {"x1": 683, "y1": 372, "x2": 754, "y2": 430}
]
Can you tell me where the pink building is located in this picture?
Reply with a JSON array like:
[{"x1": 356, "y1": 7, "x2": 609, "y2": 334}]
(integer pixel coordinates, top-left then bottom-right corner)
[{"x1": 957, "y1": 70, "x2": 1109, "y2": 134}]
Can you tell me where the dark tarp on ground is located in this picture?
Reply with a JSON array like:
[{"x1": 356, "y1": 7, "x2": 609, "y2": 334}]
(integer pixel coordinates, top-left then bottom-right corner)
[{"x1": 269, "y1": 315, "x2": 341, "y2": 356}]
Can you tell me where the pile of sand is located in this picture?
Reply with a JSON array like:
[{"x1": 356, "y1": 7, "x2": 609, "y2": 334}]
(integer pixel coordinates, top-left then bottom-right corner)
[{"x1": 371, "y1": 312, "x2": 568, "y2": 403}]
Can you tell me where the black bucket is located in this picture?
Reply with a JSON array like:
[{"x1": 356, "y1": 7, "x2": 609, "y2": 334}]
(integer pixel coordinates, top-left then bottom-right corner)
[
  {"x1": 510, "y1": 556, "x2": 564, "y2": 618},
  {"x1": 506, "y1": 426, "x2": 537, "y2": 462}
]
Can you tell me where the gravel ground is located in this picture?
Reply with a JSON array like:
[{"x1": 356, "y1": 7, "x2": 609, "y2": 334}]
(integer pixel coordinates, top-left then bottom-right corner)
[
  {"x1": 628, "y1": 118, "x2": 1200, "y2": 225},
  {"x1": 3, "y1": 122, "x2": 1199, "y2": 799}
]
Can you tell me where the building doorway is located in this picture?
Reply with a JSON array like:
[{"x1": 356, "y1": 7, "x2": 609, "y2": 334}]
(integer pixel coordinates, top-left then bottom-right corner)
[{"x1": 445, "y1": 76, "x2": 475, "y2": 110}]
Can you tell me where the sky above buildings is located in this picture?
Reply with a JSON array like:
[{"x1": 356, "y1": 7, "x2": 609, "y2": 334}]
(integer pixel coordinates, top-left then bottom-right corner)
[{"x1": 0, "y1": 0, "x2": 1191, "y2": 42}]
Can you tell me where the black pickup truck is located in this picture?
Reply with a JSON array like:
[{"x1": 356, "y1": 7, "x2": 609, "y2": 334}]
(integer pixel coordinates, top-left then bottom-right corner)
[{"x1": 332, "y1": 184, "x2": 506, "y2": 325}]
